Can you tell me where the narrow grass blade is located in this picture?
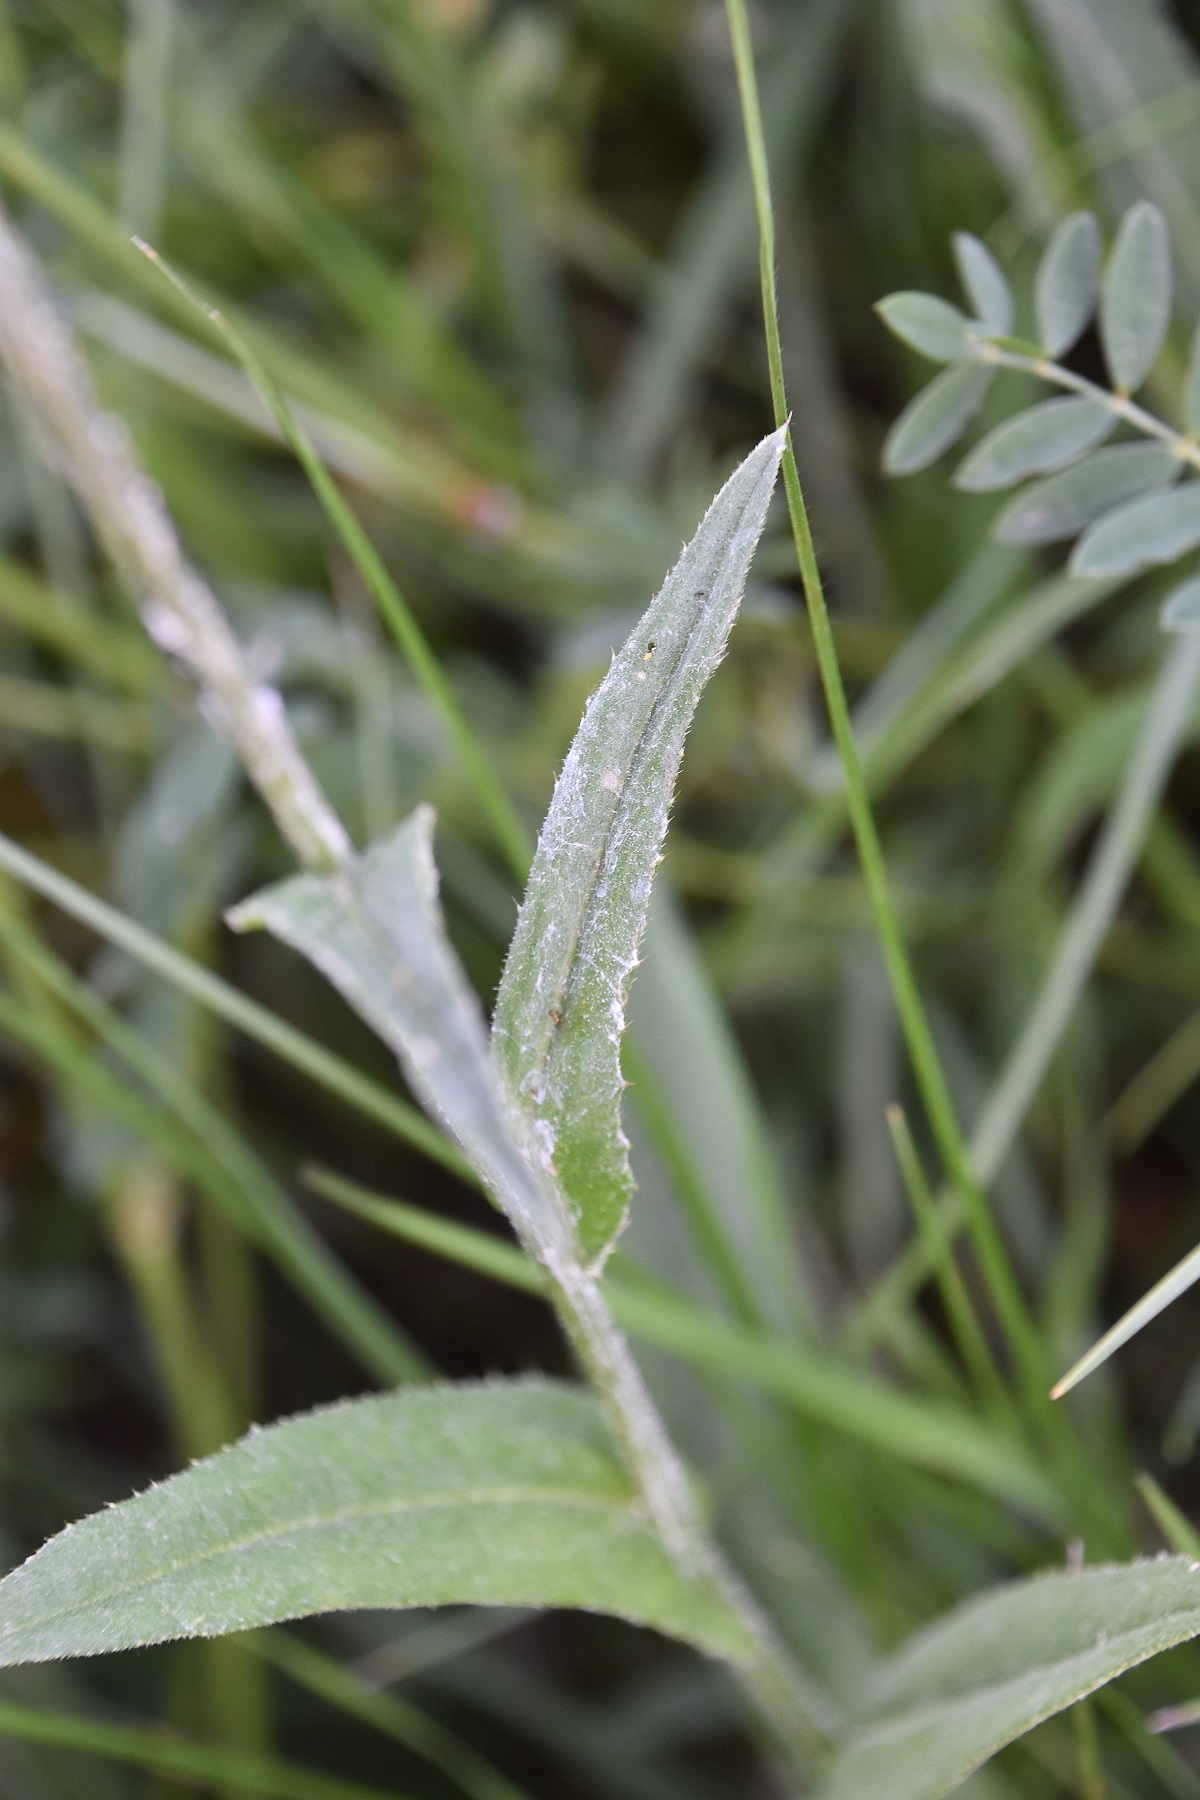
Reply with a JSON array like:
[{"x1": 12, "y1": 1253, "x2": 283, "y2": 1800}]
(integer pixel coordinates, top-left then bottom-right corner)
[
  {"x1": 309, "y1": 1169, "x2": 1063, "y2": 1522},
  {"x1": 492, "y1": 429, "x2": 786, "y2": 1264},
  {"x1": 1136, "y1": 1472, "x2": 1200, "y2": 1558},
  {"x1": 0, "y1": 1699, "x2": 409, "y2": 1800},
  {"x1": 136, "y1": 242, "x2": 530, "y2": 880},
  {"x1": 0, "y1": 1379, "x2": 755, "y2": 1669},
  {"x1": 820, "y1": 1559, "x2": 1200, "y2": 1800},
  {"x1": 0, "y1": 829, "x2": 471, "y2": 1181},
  {"x1": 1052, "y1": 1239, "x2": 1200, "y2": 1399}
]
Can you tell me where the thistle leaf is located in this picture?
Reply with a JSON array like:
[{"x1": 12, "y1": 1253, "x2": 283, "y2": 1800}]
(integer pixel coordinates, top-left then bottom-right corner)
[
  {"x1": 0, "y1": 1379, "x2": 753, "y2": 1668},
  {"x1": 952, "y1": 232, "x2": 1012, "y2": 337},
  {"x1": 992, "y1": 442, "x2": 1180, "y2": 545},
  {"x1": 1070, "y1": 481, "x2": 1200, "y2": 578},
  {"x1": 953, "y1": 396, "x2": 1114, "y2": 491},
  {"x1": 1100, "y1": 201, "x2": 1172, "y2": 394},
  {"x1": 491, "y1": 429, "x2": 786, "y2": 1265},
  {"x1": 1035, "y1": 212, "x2": 1100, "y2": 357},
  {"x1": 229, "y1": 808, "x2": 566, "y2": 1254},
  {"x1": 883, "y1": 365, "x2": 994, "y2": 477},
  {"x1": 875, "y1": 293, "x2": 973, "y2": 362},
  {"x1": 819, "y1": 1558, "x2": 1200, "y2": 1800}
]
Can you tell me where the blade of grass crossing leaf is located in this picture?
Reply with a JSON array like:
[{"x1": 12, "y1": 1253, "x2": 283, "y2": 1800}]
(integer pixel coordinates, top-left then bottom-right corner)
[
  {"x1": 724, "y1": 0, "x2": 1045, "y2": 1406},
  {"x1": 306, "y1": 1169, "x2": 1064, "y2": 1522},
  {"x1": 134, "y1": 243, "x2": 530, "y2": 881},
  {"x1": 250, "y1": 1633, "x2": 531, "y2": 1800},
  {"x1": 0, "y1": 1700, "x2": 413, "y2": 1800},
  {"x1": 0, "y1": 830, "x2": 472, "y2": 1182},
  {"x1": 0, "y1": 923, "x2": 426, "y2": 1385}
]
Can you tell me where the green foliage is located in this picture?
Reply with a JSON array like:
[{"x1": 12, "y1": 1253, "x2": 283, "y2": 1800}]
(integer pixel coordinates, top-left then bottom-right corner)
[{"x1": 0, "y1": 1379, "x2": 751, "y2": 1667}]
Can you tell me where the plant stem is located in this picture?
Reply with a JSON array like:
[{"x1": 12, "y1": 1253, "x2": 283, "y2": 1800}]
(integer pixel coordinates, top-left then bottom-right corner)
[
  {"x1": 977, "y1": 340, "x2": 1200, "y2": 467},
  {"x1": 725, "y1": 0, "x2": 1043, "y2": 1402}
]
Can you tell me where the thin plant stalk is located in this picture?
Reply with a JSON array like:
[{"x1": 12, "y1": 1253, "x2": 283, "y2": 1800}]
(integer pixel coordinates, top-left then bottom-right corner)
[
  {"x1": 724, "y1": 0, "x2": 1043, "y2": 1402},
  {"x1": 135, "y1": 241, "x2": 532, "y2": 883}
]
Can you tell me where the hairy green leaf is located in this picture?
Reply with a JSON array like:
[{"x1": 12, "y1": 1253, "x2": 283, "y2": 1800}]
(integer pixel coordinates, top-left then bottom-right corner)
[
  {"x1": 1163, "y1": 575, "x2": 1200, "y2": 632},
  {"x1": 993, "y1": 442, "x2": 1180, "y2": 545},
  {"x1": 883, "y1": 364, "x2": 994, "y2": 476},
  {"x1": 1035, "y1": 211, "x2": 1100, "y2": 357},
  {"x1": 1070, "y1": 481, "x2": 1200, "y2": 578},
  {"x1": 229, "y1": 808, "x2": 565, "y2": 1254},
  {"x1": 819, "y1": 1558, "x2": 1200, "y2": 1800},
  {"x1": 952, "y1": 232, "x2": 1011, "y2": 337},
  {"x1": 491, "y1": 429, "x2": 786, "y2": 1264},
  {"x1": 0, "y1": 1379, "x2": 753, "y2": 1667},
  {"x1": 1100, "y1": 201, "x2": 1172, "y2": 394},
  {"x1": 954, "y1": 396, "x2": 1114, "y2": 491},
  {"x1": 875, "y1": 293, "x2": 973, "y2": 362}
]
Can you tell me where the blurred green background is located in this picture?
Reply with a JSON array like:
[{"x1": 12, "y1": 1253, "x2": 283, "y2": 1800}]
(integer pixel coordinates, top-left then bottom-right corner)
[{"x1": 6, "y1": 0, "x2": 1200, "y2": 1793}]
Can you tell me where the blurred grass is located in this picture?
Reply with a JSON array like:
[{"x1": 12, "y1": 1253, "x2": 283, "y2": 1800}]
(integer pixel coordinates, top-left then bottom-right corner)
[{"x1": 6, "y1": 0, "x2": 1200, "y2": 1794}]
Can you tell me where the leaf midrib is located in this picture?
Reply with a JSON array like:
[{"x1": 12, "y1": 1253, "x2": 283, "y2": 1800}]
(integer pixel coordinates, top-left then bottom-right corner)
[{"x1": 0, "y1": 1484, "x2": 635, "y2": 1639}]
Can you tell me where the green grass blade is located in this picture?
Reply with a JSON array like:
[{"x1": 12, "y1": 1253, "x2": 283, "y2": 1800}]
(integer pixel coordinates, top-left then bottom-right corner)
[
  {"x1": 135, "y1": 242, "x2": 531, "y2": 881},
  {"x1": 0, "y1": 1696, "x2": 415, "y2": 1800},
  {"x1": 308, "y1": 1169, "x2": 1063, "y2": 1522},
  {"x1": 0, "y1": 829, "x2": 472, "y2": 1181}
]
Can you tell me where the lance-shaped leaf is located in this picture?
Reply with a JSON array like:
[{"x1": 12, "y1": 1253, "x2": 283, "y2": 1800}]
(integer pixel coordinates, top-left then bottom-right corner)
[
  {"x1": 993, "y1": 442, "x2": 1180, "y2": 545},
  {"x1": 0, "y1": 1379, "x2": 754, "y2": 1668},
  {"x1": 952, "y1": 232, "x2": 1011, "y2": 337},
  {"x1": 818, "y1": 1557, "x2": 1200, "y2": 1800},
  {"x1": 883, "y1": 364, "x2": 993, "y2": 477},
  {"x1": 875, "y1": 293, "x2": 973, "y2": 362},
  {"x1": 1101, "y1": 200, "x2": 1172, "y2": 394},
  {"x1": 1035, "y1": 211, "x2": 1100, "y2": 357},
  {"x1": 229, "y1": 808, "x2": 566, "y2": 1254},
  {"x1": 492, "y1": 428, "x2": 786, "y2": 1264},
  {"x1": 1071, "y1": 481, "x2": 1200, "y2": 578},
  {"x1": 954, "y1": 395, "x2": 1114, "y2": 491}
]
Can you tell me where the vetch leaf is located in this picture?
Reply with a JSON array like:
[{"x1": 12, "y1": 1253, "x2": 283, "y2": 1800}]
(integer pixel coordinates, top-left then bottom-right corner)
[
  {"x1": 1163, "y1": 576, "x2": 1200, "y2": 632},
  {"x1": 993, "y1": 442, "x2": 1180, "y2": 545},
  {"x1": 1100, "y1": 200, "x2": 1172, "y2": 393},
  {"x1": 819, "y1": 1557, "x2": 1200, "y2": 1800},
  {"x1": 952, "y1": 232, "x2": 1012, "y2": 337},
  {"x1": 491, "y1": 429, "x2": 786, "y2": 1264},
  {"x1": 1070, "y1": 481, "x2": 1200, "y2": 578},
  {"x1": 1035, "y1": 211, "x2": 1100, "y2": 357},
  {"x1": 0, "y1": 1378, "x2": 755, "y2": 1668},
  {"x1": 875, "y1": 293, "x2": 973, "y2": 362},
  {"x1": 229, "y1": 808, "x2": 566, "y2": 1256},
  {"x1": 883, "y1": 364, "x2": 994, "y2": 476},
  {"x1": 1185, "y1": 321, "x2": 1200, "y2": 436},
  {"x1": 954, "y1": 396, "x2": 1114, "y2": 491}
]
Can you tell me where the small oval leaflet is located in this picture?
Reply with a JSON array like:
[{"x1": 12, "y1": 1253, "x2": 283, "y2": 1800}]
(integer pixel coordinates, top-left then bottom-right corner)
[
  {"x1": 875, "y1": 292, "x2": 972, "y2": 363},
  {"x1": 952, "y1": 232, "x2": 1012, "y2": 337},
  {"x1": 883, "y1": 364, "x2": 993, "y2": 476},
  {"x1": 1035, "y1": 211, "x2": 1100, "y2": 356},
  {"x1": 1100, "y1": 200, "x2": 1172, "y2": 394},
  {"x1": 954, "y1": 395, "x2": 1114, "y2": 492},
  {"x1": 992, "y1": 442, "x2": 1180, "y2": 546},
  {"x1": 1071, "y1": 480, "x2": 1200, "y2": 578},
  {"x1": 1162, "y1": 576, "x2": 1200, "y2": 632}
]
